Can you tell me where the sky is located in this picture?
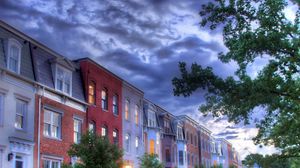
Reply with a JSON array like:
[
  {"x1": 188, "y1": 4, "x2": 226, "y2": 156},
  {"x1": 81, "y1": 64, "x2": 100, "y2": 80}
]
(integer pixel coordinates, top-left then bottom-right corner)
[{"x1": 0, "y1": 0, "x2": 298, "y2": 159}]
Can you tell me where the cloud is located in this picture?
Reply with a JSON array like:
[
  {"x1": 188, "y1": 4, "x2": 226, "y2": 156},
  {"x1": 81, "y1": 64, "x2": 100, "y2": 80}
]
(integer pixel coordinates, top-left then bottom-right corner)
[{"x1": 0, "y1": 0, "x2": 286, "y2": 160}]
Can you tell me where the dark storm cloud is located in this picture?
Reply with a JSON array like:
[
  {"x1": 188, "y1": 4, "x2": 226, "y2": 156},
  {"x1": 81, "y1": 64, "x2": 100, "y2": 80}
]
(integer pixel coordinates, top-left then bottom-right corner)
[
  {"x1": 0, "y1": 0, "x2": 229, "y2": 115},
  {"x1": 217, "y1": 131, "x2": 239, "y2": 137}
]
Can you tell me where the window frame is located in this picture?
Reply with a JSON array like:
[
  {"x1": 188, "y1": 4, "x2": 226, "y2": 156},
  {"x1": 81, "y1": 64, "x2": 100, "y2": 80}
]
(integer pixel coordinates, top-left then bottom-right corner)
[
  {"x1": 88, "y1": 121, "x2": 96, "y2": 134},
  {"x1": 112, "y1": 94, "x2": 118, "y2": 116},
  {"x1": 125, "y1": 99, "x2": 130, "y2": 121},
  {"x1": 73, "y1": 118, "x2": 82, "y2": 144},
  {"x1": 134, "y1": 104, "x2": 139, "y2": 125},
  {"x1": 113, "y1": 129, "x2": 119, "y2": 145},
  {"x1": 101, "y1": 88, "x2": 108, "y2": 110},
  {"x1": 43, "y1": 109, "x2": 62, "y2": 139},
  {"x1": 88, "y1": 81, "x2": 96, "y2": 105},
  {"x1": 43, "y1": 158, "x2": 61, "y2": 168},
  {"x1": 55, "y1": 65, "x2": 72, "y2": 95},
  {"x1": 7, "y1": 38, "x2": 22, "y2": 74},
  {"x1": 179, "y1": 150, "x2": 184, "y2": 165},
  {"x1": 15, "y1": 99, "x2": 28, "y2": 130},
  {"x1": 125, "y1": 133, "x2": 131, "y2": 152},
  {"x1": 101, "y1": 125, "x2": 108, "y2": 137}
]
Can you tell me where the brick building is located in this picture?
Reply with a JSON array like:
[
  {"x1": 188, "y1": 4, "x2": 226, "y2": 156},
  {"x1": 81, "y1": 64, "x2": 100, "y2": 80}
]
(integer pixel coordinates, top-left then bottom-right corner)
[
  {"x1": 31, "y1": 42, "x2": 87, "y2": 167},
  {"x1": 77, "y1": 58, "x2": 123, "y2": 147},
  {"x1": 178, "y1": 115, "x2": 199, "y2": 168},
  {"x1": 198, "y1": 125, "x2": 212, "y2": 168}
]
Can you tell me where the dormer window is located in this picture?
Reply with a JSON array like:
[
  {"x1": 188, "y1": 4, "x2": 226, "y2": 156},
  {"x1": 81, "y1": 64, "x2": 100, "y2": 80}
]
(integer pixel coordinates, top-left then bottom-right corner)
[
  {"x1": 7, "y1": 39, "x2": 22, "y2": 73},
  {"x1": 55, "y1": 66, "x2": 72, "y2": 95}
]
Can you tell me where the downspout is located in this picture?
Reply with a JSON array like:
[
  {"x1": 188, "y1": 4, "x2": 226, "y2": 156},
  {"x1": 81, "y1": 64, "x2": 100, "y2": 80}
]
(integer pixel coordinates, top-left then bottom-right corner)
[{"x1": 37, "y1": 86, "x2": 44, "y2": 168}]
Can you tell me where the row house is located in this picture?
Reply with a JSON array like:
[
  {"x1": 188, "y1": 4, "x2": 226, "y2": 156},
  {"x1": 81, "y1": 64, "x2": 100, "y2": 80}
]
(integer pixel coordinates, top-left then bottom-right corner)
[
  {"x1": 143, "y1": 99, "x2": 161, "y2": 160},
  {"x1": 76, "y1": 58, "x2": 123, "y2": 147},
  {"x1": 157, "y1": 107, "x2": 177, "y2": 168},
  {"x1": 0, "y1": 22, "x2": 36, "y2": 168},
  {"x1": 173, "y1": 118, "x2": 187, "y2": 168},
  {"x1": 32, "y1": 47, "x2": 87, "y2": 168},
  {"x1": 0, "y1": 20, "x2": 243, "y2": 168},
  {"x1": 122, "y1": 81, "x2": 144, "y2": 168},
  {"x1": 178, "y1": 115, "x2": 200, "y2": 168}
]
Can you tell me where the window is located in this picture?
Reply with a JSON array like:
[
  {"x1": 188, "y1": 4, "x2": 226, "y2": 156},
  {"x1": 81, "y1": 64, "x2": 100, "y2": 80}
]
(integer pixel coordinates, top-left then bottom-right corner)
[
  {"x1": 194, "y1": 135, "x2": 197, "y2": 146},
  {"x1": 55, "y1": 66, "x2": 72, "y2": 95},
  {"x1": 134, "y1": 105, "x2": 139, "y2": 125},
  {"x1": 191, "y1": 154, "x2": 194, "y2": 166},
  {"x1": 43, "y1": 159, "x2": 61, "y2": 168},
  {"x1": 113, "y1": 129, "x2": 119, "y2": 145},
  {"x1": 43, "y1": 109, "x2": 61, "y2": 139},
  {"x1": 74, "y1": 119, "x2": 82, "y2": 143},
  {"x1": 187, "y1": 153, "x2": 190, "y2": 165},
  {"x1": 177, "y1": 126, "x2": 183, "y2": 140},
  {"x1": 179, "y1": 151, "x2": 184, "y2": 165},
  {"x1": 125, "y1": 133, "x2": 130, "y2": 152},
  {"x1": 190, "y1": 133, "x2": 193, "y2": 144},
  {"x1": 113, "y1": 95, "x2": 118, "y2": 115},
  {"x1": 125, "y1": 99, "x2": 130, "y2": 120},
  {"x1": 149, "y1": 139, "x2": 155, "y2": 154},
  {"x1": 7, "y1": 39, "x2": 21, "y2": 73},
  {"x1": 135, "y1": 136, "x2": 139, "y2": 154},
  {"x1": 101, "y1": 88, "x2": 108, "y2": 110},
  {"x1": 88, "y1": 82, "x2": 96, "y2": 104},
  {"x1": 166, "y1": 148, "x2": 171, "y2": 162},
  {"x1": 164, "y1": 119, "x2": 170, "y2": 133},
  {"x1": 88, "y1": 121, "x2": 96, "y2": 134},
  {"x1": 15, "y1": 155, "x2": 24, "y2": 168},
  {"x1": 101, "y1": 125, "x2": 108, "y2": 137},
  {"x1": 186, "y1": 131, "x2": 189, "y2": 141},
  {"x1": 15, "y1": 99, "x2": 27, "y2": 129},
  {"x1": 0, "y1": 93, "x2": 4, "y2": 126},
  {"x1": 148, "y1": 111, "x2": 156, "y2": 127}
]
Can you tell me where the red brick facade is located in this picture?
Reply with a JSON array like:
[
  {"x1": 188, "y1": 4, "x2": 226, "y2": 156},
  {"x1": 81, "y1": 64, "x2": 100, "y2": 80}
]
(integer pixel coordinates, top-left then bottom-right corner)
[
  {"x1": 34, "y1": 95, "x2": 86, "y2": 168},
  {"x1": 79, "y1": 59, "x2": 123, "y2": 147},
  {"x1": 184, "y1": 122, "x2": 199, "y2": 168}
]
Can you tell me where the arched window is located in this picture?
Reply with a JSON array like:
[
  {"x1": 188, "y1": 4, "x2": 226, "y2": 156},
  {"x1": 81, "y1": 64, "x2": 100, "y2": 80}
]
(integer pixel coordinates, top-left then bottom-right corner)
[
  {"x1": 88, "y1": 81, "x2": 96, "y2": 104},
  {"x1": 113, "y1": 129, "x2": 119, "y2": 145},
  {"x1": 7, "y1": 39, "x2": 21, "y2": 73},
  {"x1": 113, "y1": 94, "x2": 118, "y2": 115},
  {"x1": 101, "y1": 88, "x2": 108, "y2": 110},
  {"x1": 125, "y1": 99, "x2": 130, "y2": 120},
  {"x1": 135, "y1": 136, "x2": 139, "y2": 154},
  {"x1": 125, "y1": 133, "x2": 131, "y2": 152},
  {"x1": 149, "y1": 139, "x2": 155, "y2": 154},
  {"x1": 134, "y1": 105, "x2": 139, "y2": 125},
  {"x1": 101, "y1": 125, "x2": 108, "y2": 137},
  {"x1": 88, "y1": 121, "x2": 96, "y2": 134}
]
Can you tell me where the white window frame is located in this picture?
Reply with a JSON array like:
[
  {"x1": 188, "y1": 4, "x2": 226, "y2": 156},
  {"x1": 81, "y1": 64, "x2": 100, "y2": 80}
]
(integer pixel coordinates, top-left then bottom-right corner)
[
  {"x1": 135, "y1": 136, "x2": 139, "y2": 154},
  {"x1": 148, "y1": 111, "x2": 156, "y2": 127},
  {"x1": 55, "y1": 65, "x2": 72, "y2": 95},
  {"x1": 43, "y1": 158, "x2": 62, "y2": 168},
  {"x1": 7, "y1": 38, "x2": 22, "y2": 74},
  {"x1": 125, "y1": 133, "x2": 130, "y2": 152},
  {"x1": 73, "y1": 118, "x2": 82, "y2": 144},
  {"x1": 43, "y1": 109, "x2": 62, "y2": 139},
  {"x1": 15, "y1": 99, "x2": 28, "y2": 130},
  {"x1": 101, "y1": 125, "x2": 108, "y2": 137}
]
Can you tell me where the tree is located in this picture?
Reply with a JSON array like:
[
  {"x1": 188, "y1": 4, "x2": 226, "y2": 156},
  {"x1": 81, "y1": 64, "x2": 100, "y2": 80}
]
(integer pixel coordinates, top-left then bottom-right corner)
[
  {"x1": 139, "y1": 153, "x2": 164, "y2": 168},
  {"x1": 172, "y1": 0, "x2": 299, "y2": 157},
  {"x1": 66, "y1": 132, "x2": 123, "y2": 168},
  {"x1": 242, "y1": 153, "x2": 299, "y2": 168}
]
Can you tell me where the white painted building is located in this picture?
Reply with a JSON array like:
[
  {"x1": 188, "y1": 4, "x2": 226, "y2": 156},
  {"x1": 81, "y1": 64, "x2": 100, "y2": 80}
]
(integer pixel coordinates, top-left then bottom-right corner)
[{"x1": 0, "y1": 21, "x2": 36, "y2": 168}]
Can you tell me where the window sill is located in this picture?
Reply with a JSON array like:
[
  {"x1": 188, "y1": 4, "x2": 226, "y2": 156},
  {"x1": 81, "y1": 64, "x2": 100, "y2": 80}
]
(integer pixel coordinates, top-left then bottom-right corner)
[
  {"x1": 43, "y1": 135, "x2": 62, "y2": 141},
  {"x1": 102, "y1": 109, "x2": 108, "y2": 112},
  {"x1": 113, "y1": 113, "x2": 119, "y2": 117},
  {"x1": 15, "y1": 127, "x2": 26, "y2": 133}
]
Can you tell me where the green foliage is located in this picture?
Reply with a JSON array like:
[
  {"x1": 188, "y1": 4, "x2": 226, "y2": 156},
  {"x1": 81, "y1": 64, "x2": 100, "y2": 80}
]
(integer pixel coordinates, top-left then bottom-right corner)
[
  {"x1": 242, "y1": 153, "x2": 300, "y2": 168},
  {"x1": 67, "y1": 132, "x2": 123, "y2": 168},
  {"x1": 172, "y1": 0, "x2": 300, "y2": 158},
  {"x1": 211, "y1": 164, "x2": 223, "y2": 168},
  {"x1": 139, "y1": 153, "x2": 164, "y2": 168}
]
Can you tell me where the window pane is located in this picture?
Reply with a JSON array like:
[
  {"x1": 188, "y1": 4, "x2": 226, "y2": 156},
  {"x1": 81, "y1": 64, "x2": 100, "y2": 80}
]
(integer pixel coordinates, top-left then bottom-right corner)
[
  {"x1": 9, "y1": 45, "x2": 19, "y2": 72},
  {"x1": 88, "y1": 82, "x2": 95, "y2": 104},
  {"x1": 52, "y1": 112, "x2": 60, "y2": 126},
  {"x1": 43, "y1": 123, "x2": 51, "y2": 136},
  {"x1": 125, "y1": 100, "x2": 129, "y2": 120},
  {"x1": 43, "y1": 160, "x2": 50, "y2": 168},
  {"x1": 15, "y1": 161, "x2": 23, "y2": 168},
  {"x1": 88, "y1": 122, "x2": 95, "y2": 134},
  {"x1": 135, "y1": 105, "x2": 139, "y2": 125}
]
